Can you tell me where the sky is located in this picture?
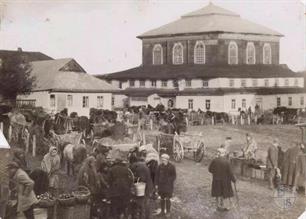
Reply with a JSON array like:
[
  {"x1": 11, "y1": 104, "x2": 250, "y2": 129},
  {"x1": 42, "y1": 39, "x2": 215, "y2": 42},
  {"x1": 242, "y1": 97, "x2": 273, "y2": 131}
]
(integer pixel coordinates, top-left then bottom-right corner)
[{"x1": 0, "y1": 0, "x2": 305, "y2": 75}]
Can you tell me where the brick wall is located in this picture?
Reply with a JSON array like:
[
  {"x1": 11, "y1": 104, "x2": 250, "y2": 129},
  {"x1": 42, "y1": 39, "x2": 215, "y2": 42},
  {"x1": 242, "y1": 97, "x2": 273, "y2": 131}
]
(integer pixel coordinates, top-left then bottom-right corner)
[{"x1": 142, "y1": 34, "x2": 280, "y2": 66}]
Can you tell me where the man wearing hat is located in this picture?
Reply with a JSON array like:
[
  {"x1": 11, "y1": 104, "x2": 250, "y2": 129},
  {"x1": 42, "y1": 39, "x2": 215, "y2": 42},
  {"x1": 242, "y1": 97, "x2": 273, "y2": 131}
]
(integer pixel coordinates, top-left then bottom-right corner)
[
  {"x1": 266, "y1": 138, "x2": 280, "y2": 190},
  {"x1": 7, "y1": 161, "x2": 38, "y2": 219},
  {"x1": 155, "y1": 153, "x2": 176, "y2": 217},
  {"x1": 209, "y1": 148, "x2": 236, "y2": 211}
]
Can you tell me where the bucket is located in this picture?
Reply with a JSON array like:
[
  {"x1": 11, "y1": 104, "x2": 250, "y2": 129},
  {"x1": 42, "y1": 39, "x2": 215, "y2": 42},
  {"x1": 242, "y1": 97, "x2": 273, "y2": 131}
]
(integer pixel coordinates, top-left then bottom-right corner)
[{"x1": 134, "y1": 178, "x2": 146, "y2": 197}]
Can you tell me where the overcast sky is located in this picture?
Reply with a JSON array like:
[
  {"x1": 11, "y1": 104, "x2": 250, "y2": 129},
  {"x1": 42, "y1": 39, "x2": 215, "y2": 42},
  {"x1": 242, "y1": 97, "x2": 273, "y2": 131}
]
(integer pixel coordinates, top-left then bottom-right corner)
[{"x1": 0, "y1": 0, "x2": 305, "y2": 74}]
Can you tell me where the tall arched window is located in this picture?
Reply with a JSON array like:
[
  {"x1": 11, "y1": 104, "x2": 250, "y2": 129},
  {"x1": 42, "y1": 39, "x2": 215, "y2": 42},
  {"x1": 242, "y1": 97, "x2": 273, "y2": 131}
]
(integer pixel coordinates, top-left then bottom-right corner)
[
  {"x1": 152, "y1": 44, "x2": 163, "y2": 65},
  {"x1": 263, "y1": 43, "x2": 272, "y2": 64},
  {"x1": 173, "y1": 43, "x2": 183, "y2": 65},
  {"x1": 246, "y1": 42, "x2": 256, "y2": 64},
  {"x1": 194, "y1": 41, "x2": 205, "y2": 64},
  {"x1": 228, "y1": 41, "x2": 238, "y2": 65}
]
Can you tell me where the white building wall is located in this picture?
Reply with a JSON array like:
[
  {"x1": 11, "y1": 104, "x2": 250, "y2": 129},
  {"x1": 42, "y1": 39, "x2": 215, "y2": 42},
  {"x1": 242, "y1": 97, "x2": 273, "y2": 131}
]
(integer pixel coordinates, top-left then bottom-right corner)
[
  {"x1": 176, "y1": 96, "x2": 224, "y2": 112},
  {"x1": 223, "y1": 94, "x2": 256, "y2": 114},
  {"x1": 259, "y1": 93, "x2": 306, "y2": 110},
  {"x1": 113, "y1": 94, "x2": 128, "y2": 108}
]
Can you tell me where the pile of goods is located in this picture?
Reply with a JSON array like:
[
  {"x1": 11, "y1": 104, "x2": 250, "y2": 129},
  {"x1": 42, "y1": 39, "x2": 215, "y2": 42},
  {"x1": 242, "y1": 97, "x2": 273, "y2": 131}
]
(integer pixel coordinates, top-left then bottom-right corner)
[
  {"x1": 36, "y1": 192, "x2": 56, "y2": 208},
  {"x1": 58, "y1": 193, "x2": 75, "y2": 207}
]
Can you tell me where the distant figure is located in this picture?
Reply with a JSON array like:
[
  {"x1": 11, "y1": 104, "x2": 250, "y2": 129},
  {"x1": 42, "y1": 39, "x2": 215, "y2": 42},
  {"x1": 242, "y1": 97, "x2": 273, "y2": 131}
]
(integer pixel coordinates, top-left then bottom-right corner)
[
  {"x1": 12, "y1": 148, "x2": 28, "y2": 173},
  {"x1": 7, "y1": 162, "x2": 38, "y2": 219},
  {"x1": 266, "y1": 138, "x2": 279, "y2": 190},
  {"x1": 242, "y1": 133, "x2": 257, "y2": 159},
  {"x1": 209, "y1": 148, "x2": 236, "y2": 211},
  {"x1": 220, "y1": 137, "x2": 232, "y2": 156},
  {"x1": 155, "y1": 154, "x2": 176, "y2": 217}
]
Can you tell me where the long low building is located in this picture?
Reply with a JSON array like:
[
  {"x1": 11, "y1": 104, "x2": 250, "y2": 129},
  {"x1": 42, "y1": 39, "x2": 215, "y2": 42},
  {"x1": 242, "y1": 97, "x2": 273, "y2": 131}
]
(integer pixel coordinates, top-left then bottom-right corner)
[{"x1": 96, "y1": 3, "x2": 306, "y2": 113}]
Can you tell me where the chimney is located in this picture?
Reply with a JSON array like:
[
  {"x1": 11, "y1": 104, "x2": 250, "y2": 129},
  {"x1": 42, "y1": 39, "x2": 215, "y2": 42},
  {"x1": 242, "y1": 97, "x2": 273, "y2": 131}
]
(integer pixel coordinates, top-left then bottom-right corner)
[{"x1": 17, "y1": 47, "x2": 22, "y2": 52}]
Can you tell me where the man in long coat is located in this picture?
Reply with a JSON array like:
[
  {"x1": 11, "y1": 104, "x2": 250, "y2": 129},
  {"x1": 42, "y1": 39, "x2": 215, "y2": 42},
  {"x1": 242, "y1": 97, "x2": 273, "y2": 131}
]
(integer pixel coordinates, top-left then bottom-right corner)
[
  {"x1": 209, "y1": 148, "x2": 236, "y2": 211},
  {"x1": 266, "y1": 138, "x2": 279, "y2": 189},
  {"x1": 282, "y1": 142, "x2": 305, "y2": 188}
]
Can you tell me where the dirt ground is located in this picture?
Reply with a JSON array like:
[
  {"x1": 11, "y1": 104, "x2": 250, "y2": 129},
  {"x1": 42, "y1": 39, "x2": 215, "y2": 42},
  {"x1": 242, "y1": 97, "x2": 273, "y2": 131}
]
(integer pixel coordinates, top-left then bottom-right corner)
[{"x1": 23, "y1": 125, "x2": 306, "y2": 219}]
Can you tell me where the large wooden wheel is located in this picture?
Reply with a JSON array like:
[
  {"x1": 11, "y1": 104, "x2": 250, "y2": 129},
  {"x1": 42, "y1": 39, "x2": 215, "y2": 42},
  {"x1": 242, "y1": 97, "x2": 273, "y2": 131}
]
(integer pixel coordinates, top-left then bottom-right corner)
[
  {"x1": 194, "y1": 141, "x2": 205, "y2": 162},
  {"x1": 173, "y1": 140, "x2": 184, "y2": 162}
]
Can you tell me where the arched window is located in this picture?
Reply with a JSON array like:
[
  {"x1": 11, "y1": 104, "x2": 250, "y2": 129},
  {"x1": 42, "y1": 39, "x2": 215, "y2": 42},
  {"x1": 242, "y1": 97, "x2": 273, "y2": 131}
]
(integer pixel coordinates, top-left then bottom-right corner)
[
  {"x1": 228, "y1": 41, "x2": 238, "y2": 65},
  {"x1": 194, "y1": 41, "x2": 205, "y2": 64},
  {"x1": 152, "y1": 44, "x2": 163, "y2": 65},
  {"x1": 263, "y1": 43, "x2": 272, "y2": 64},
  {"x1": 246, "y1": 42, "x2": 256, "y2": 64},
  {"x1": 173, "y1": 43, "x2": 183, "y2": 65}
]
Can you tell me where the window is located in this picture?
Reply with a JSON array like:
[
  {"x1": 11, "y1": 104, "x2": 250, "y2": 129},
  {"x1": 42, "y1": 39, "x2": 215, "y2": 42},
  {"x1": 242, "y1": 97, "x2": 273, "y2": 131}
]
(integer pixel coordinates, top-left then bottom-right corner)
[
  {"x1": 140, "y1": 80, "x2": 145, "y2": 87},
  {"x1": 194, "y1": 41, "x2": 205, "y2": 64},
  {"x1": 173, "y1": 43, "x2": 183, "y2": 65},
  {"x1": 288, "y1": 97, "x2": 292, "y2": 106},
  {"x1": 112, "y1": 97, "x2": 115, "y2": 106},
  {"x1": 252, "y1": 79, "x2": 258, "y2": 87},
  {"x1": 294, "y1": 78, "x2": 299, "y2": 87},
  {"x1": 242, "y1": 99, "x2": 246, "y2": 108},
  {"x1": 188, "y1": 99, "x2": 193, "y2": 110},
  {"x1": 50, "y1": 94, "x2": 55, "y2": 107},
  {"x1": 205, "y1": 99, "x2": 211, "y2": 110},
  {"x1": 173, "y1": 80, "x2": 178, "y2": 88},
  {"x1": 263, "y1": 43, "x2": 272, "y2": 64},
  {"x1": 228, "y1": 41, "x2": 238, "y2": 65},
  {"x1": 277, "y1": 97, "x2": 281, "y2": 107},
  {"x1": 274, "y1": 78, "x2": 279, "y2": 87},
  {"x1": 264, "y1": 79, "x2": 269, "y2": 87},
  {"x1": 241, "y1": 79, "x2": 247, "y2": 87},
  {"x1": 301, "y1": 96, "x2": 304, "y2": 106},
  {"x1": 82, "y1": 96, "x2": 89, "y2": 108},
  {"x1": 161, "y1": 80, "x2": 167, "y2": 87},
  {"x1": 97, "y1": 96, "x2": 104, "y2": 108},
  {"x1": 185, "y1": 80, "x2": 192, "y2": 87},
  {"x1": 129, "y1": 80, "x2": 135, "y2": 87},
  {"x1": 67, "y1": 95, "x2": 73, "y2": 107},
  {"x1": 229, "y1": 79, "x2": 235, "y2": 87},
  {"x1": 119, "y1": 82, "x2": 122, "y2": 89},
  {"x1": 246, "y1": 42, "x2": 256, "y2": 64},
  {"x1": 151, "y1": 80, "x2": 156, "y2": 87},
  {"x1": 153, "y1": 44, "x2": 163, "y2": 65},
  {"x1": 202, "y1": 80, "x2": 209, "y2": 87},
  {"x1": 285, "y1": 79, "x2": 289, "y2": 86},
  {"x1": 231, "y1": 99, "x2": 236, "y2": 109}
]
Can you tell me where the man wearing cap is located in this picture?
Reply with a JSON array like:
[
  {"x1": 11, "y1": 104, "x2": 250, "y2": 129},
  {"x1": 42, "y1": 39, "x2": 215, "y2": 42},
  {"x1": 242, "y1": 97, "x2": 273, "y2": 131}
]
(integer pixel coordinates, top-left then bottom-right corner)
[
  {"x1": 155, "y1": 154, "x2": 176, "y2": 217},
  {"x1": 209, "y1": 148, "x2": 236, "y2": 211},
  {"x1": 7, "y1": 161, "x2": 38, "y2": 219},
  {"x1": 266, "y1": 138, "x2": 279, "y2": 190}
]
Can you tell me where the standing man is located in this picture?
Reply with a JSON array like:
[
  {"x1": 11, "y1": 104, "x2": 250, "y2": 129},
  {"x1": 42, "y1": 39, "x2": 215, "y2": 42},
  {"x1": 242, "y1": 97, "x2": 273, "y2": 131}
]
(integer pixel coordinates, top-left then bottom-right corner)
[
  {"x1": 155, "y1": 154, "x2": 176, "y2": 217},
  {"x1": 266, "y1": 138, "x2": 279, "y2": 190},
  {"x1": 7, "y1": 162, "x2": 38, "y2": 219},
  {"x1": 242, "y1": 133, "x2": 257, "y2": 159},
  {"x1": 209, "y1": 148, "x2": 236, "y2": 211}
]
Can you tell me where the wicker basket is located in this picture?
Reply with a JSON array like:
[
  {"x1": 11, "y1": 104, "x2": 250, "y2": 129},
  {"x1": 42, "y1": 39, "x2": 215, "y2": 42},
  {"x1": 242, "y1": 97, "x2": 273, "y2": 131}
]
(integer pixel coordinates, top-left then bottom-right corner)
[
  {"x1": 57, "y1": 196, "x2": 76, "y2": 207},
  {"x1": 72, "y1": 186, "x2": 91, "y2": 204},
  {"x1": 36, "y1": 198, "x2": 56, "y2": 208}
]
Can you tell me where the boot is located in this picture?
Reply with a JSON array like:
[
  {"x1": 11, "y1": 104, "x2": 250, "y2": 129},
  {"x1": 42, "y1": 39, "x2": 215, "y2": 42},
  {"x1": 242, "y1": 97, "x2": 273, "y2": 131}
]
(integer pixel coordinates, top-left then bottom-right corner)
[
  {"x1": 157, "y1": 199, "x2": 165, "y2": 216},
  {"x1": 165, "y1": 199, "x2": 171, "y2": 213}
]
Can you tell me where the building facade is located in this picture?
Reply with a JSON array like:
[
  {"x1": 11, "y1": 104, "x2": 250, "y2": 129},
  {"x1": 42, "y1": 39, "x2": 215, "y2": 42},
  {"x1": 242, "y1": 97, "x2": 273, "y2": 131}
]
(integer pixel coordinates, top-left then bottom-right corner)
[{"x1": 96, "y1": 3, "x2": 306, "y2": 113}]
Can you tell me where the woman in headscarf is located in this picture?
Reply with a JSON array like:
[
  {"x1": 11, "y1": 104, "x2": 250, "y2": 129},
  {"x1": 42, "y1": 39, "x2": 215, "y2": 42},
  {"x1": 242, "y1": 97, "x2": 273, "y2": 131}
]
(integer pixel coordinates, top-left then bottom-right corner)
[{"x1": 41, "y1": 146, "x2": 61, "y2": 196}]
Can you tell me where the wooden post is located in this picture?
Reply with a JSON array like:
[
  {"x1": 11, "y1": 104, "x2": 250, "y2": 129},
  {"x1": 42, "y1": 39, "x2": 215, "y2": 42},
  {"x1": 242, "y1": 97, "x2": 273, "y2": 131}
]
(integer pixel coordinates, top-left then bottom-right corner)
[
  {"x1": 8, "y1": 125, "x2": 12, "y2": 142},
  {"x1": 0, "y1": 122, "x2": 3, "y2": 132},
  {"x1": 232, "y1": 115, "x2": 235, "y2": 125},
  {"x1": 150, "y1": 118, "x2": 153, "y2": 130},
  {"x1": 211, "y1": 116, "x2": 215, "y2": 125},
  {"x1": 240, "y1": 116, "x2": 243, "y2": 125},
  {"x1": 25, "y1": 132, "x2": 30, "y2": 153},
  {"x1": 248, "y1": 115, "x2": 251, "y2": 125},
  {"x1": 32, "y1": 135, "x2": 36, "y2": 157}
]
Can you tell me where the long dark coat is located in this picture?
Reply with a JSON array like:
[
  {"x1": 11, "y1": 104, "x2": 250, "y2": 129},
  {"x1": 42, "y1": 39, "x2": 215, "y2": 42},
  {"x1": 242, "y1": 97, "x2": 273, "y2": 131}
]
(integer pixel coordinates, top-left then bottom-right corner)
[
  {"x1": 209, "y1": 157, "x2": 236, "y2": 198},
  {"x1": 108, "y1": 162, "x2": 133, "y2": 198},
  {"x1": 155, "y1": 162, "x2": 176, "y2": 195},
  {"x1": 131, "y1": 161, "x2": 153, "y2": 196},
  {"x1": 266, "y1": 145, "x2": 278, "y2": 169},
  {"x1": 282, "y1": 146, "x2": 303, "y2": 186}
]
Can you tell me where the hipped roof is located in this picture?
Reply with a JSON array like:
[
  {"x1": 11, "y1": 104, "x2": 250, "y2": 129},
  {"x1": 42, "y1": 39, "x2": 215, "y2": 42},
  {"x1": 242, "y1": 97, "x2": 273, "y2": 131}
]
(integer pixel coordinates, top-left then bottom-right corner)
[
  {"x1": 30, "y1": 59, "x2": 117, "y2": 93},
  {"x1": 138, "y1": 3, "x2": 282, "y2": 38},
  {"x1": 97, "y1": 64, "x2": 300, "y2": 80}
]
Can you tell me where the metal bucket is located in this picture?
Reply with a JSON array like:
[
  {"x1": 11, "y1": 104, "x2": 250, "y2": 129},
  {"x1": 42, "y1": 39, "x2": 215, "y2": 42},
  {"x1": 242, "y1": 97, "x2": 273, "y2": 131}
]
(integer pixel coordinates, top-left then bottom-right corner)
[{"x1": 134, "y1": 181, "x2": 146, "y2": 197}]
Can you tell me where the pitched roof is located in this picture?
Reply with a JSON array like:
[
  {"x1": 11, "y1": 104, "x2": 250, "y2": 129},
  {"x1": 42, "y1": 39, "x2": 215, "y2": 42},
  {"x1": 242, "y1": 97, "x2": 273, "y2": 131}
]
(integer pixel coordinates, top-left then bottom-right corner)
[
  {"x1": 0, "y1": 49, "x2": 53, "y2": 62},
  {"x1": 138, "y1": 3, "x2": 282, "y2": 38},
  {"x1": 96, "y1": 64, "x2": 300, "y2": 80},
  {"x1": 30, "y1": 59, "x2": 117, "y2": 92}
]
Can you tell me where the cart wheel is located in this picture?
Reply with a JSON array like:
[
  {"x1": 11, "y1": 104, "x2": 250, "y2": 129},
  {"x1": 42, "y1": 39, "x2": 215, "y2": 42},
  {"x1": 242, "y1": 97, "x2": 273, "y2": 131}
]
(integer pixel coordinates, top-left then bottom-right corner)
[
  {"x1": 173, "y1": 140, "x2": 184, "y2": 162},
  {"x1": 194, "y1": 142, "x2": 205, "y2": 162}
]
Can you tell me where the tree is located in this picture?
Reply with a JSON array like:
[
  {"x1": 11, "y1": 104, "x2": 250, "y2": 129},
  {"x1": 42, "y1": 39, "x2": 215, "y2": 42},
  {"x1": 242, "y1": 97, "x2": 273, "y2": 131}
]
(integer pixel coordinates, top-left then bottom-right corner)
[{"x1": 0, "y1": 55, "x2": 35, "y2": 99}]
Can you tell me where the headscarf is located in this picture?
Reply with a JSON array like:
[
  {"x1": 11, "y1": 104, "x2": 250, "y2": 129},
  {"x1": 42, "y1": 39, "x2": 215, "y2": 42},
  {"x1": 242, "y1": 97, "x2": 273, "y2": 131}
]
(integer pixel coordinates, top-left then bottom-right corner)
[
  {"x1": 217, "y1": 148, "x2": 226, "y2": 157},
  {"x1": 41, "y1": 146, "x2": 60, "y2": 173}
]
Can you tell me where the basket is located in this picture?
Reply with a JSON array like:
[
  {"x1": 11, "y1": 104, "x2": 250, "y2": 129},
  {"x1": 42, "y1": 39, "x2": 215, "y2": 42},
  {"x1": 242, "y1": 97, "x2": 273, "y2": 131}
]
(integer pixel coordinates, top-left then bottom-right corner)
[
  {"x1": 72, "y1": 186, "x2": 91, "y2": 204},
  {"x1": 36, "y1": 198, "x2": 56, "y2": 208},
  {"x1": 134, "y1": 178, "x2": 146, "y2": 197},
  {"x1": 57, "y1": 196, "x2": 76, "y2": 207}
]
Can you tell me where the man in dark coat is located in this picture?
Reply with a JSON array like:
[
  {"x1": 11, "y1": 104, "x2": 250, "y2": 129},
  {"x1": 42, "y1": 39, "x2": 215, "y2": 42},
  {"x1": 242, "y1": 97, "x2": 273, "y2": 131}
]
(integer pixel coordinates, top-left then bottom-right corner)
[
  {"x1": 266, "y1": 138, "x2": 279, "y2": 190},
  {"x1": 155, "y1": 153, "x2": 176, "y2": 217},
  {"x1": 108, "y1": 158, "x2": 133, "y2": 219},
  {"x1": 130, "y1": 152, "x2": 153, "y2": 219},
  {"x1": 209, "y1": 148, "x2": 236, "y2": 211}
]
